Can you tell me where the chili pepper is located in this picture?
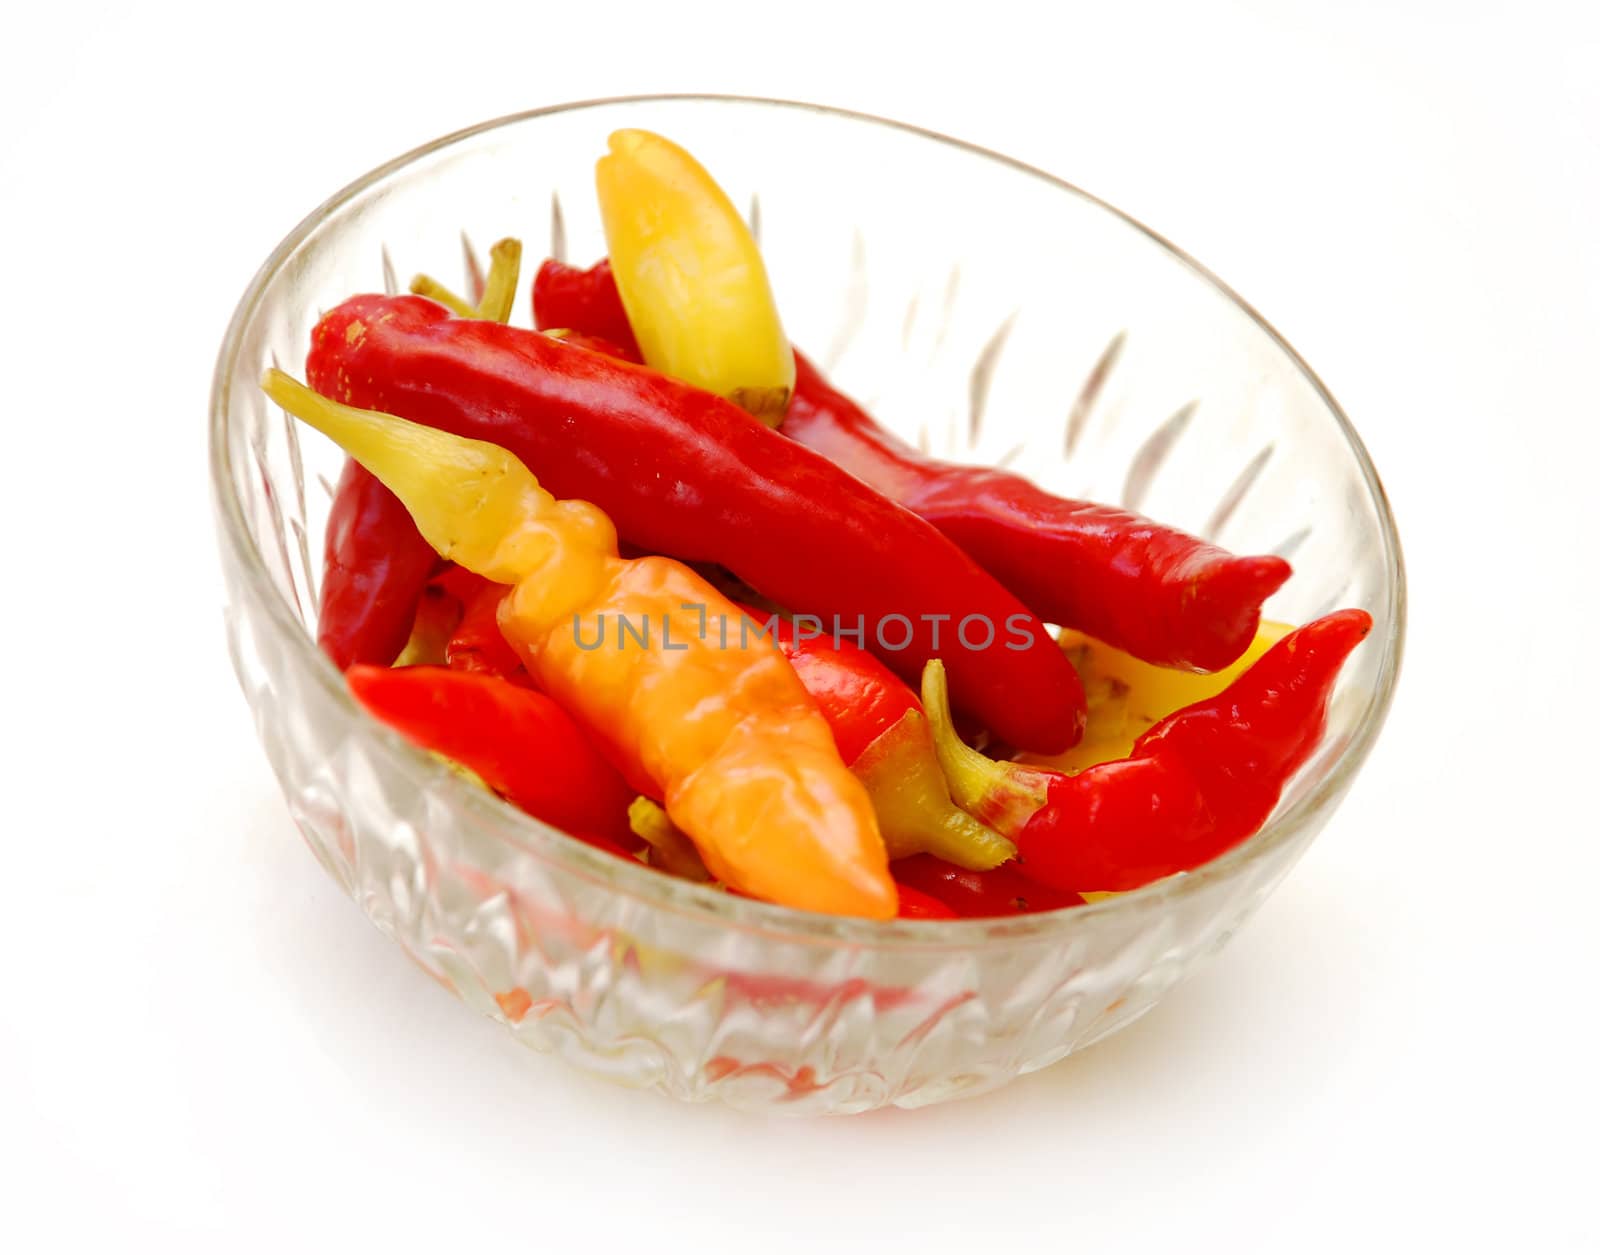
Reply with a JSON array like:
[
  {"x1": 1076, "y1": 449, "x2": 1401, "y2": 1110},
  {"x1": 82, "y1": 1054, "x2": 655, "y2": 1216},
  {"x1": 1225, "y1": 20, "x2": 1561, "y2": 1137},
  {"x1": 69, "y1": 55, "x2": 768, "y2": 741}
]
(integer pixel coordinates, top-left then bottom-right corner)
[
  {"x1": 315, "y1": 458, "x2": 441, "y2": 670},
  {"x1": 747, "y1": 606, "x2": 1015, "y2": 870},
  {"x1": 892, "y1": 854, "x2": 1086, "y2": 917},
  {"x1": 595, "y1": 129, "x2": 793, "y2": 422},
  {"x1": 446, "y1": 578, "x2": 529, "y2": 683},
  {"x1": 305, "y1": 293, "x2": 1086, "y2": 753},
  {"x1": 791, "y1": 352, "x2": 1295, "y2": 671},
  {"x1": 345, "y1": 664, "x2": 639, "y2": 851},
  {"x1": 264, "y1": 369, "x2": 896, "y2": 918},
  {"x1": 922, "y1": 609, "x2": 1373, "y2": 892},
  {"x1": 530, "y1": 257, "x2": 1290, "y2": 672},
  {"x1": 1019, "y1": 620, "x2": 1294, "y2": 776},
  {"x1": 532, "y1": 259, "x2": 642, "y2": 359}
]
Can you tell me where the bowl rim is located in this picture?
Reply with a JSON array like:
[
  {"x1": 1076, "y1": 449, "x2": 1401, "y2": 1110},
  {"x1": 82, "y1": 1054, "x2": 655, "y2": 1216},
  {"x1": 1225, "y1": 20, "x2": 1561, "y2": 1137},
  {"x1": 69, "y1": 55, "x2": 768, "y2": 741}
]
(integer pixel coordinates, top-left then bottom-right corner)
[{"x1": 210, "y1": 92, "x2": 1407, "y2": 949}]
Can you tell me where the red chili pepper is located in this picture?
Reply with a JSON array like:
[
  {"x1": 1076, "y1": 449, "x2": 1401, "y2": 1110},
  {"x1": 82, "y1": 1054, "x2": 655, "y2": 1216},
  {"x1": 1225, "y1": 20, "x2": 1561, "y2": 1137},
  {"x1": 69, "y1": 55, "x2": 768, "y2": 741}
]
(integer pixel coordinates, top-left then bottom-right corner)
[
  {"x1": 345, "y1": 664, "x2": 639, "y2": 850},
  {"x1": 925, "y1": 609, "x2": 1373, "y2": 892},
  {"x1": 316, "y1": 460, "x2": 440, "y2": 670},
  {"x1": 532, "y1": 259, "x2": 642, "y2": 359},
  {"x1": 307, "y1": 295, "x2": 1086, "y2": 752},
  {"x1": 788, "y1": 355, "x2": 1293, "y2": 671},
  {"x1": 533, "y1": 257, "x2": 1291, "y2": 672},
  {"x1": 892, "y1": 854, "x2": 1086, "y2": 917},
  {"x1": 894, "y1": 883, "x2": 960, "y2": 920},
  {"x1": 446, "y1": 578, "x2": 529, "y2": 683}
]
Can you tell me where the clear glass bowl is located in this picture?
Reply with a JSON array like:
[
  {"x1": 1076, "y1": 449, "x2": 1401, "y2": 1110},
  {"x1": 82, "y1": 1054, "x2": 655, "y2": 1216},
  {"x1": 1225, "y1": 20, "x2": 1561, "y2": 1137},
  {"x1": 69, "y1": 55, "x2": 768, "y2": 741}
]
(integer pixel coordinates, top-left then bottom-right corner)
[{"x1": 211, "y1": 95, "x2": 1404, "y2": 1114}]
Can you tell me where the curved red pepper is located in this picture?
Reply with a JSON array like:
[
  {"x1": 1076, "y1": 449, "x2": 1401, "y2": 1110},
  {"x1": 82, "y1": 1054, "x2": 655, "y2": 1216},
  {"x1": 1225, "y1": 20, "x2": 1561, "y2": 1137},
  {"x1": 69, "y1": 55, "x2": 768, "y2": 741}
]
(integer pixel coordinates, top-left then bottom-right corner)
[
  {"x1": 308, "y1": 295, "x2": 1086, "y2": 752},
  {"x1": 346, "y1": 664, "x2": 639, "y2": 852},
  {"x1": 787, "y1": 355, "x2": 1291, "y2": 671},
  {"x1": 929, "y1": 609, "x2": 1373, "y2": 892},
  {"x1": 533, "y1": 257, "x2": 1291, "y2": 672},
  {"x1": 316, "y1": 460, "x2": 440, "y2": 670},
  {"x1": 892, "y1": 854, "x2": 1086, "y2": 917}
]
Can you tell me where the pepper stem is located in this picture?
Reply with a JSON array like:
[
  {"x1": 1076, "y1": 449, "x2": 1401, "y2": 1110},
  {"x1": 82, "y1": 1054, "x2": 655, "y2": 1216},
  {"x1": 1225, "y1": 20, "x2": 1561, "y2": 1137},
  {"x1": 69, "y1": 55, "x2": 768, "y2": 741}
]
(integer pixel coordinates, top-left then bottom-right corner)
[
  {"x1": 850, "y1": 711, "x2": 1016, "y2": 870},
  {"x1": 920, "y1": 660, "x2": 1048, "y2": 830},
  {"x1": 260, "y1": 369, "x2": 547, "y2": 584},
  {"x1": 408, "y1": 274, "x2": 476, "y2": 317},
  {"x1": 476, "y1": 238, "x2": 522, "y2": 323}
]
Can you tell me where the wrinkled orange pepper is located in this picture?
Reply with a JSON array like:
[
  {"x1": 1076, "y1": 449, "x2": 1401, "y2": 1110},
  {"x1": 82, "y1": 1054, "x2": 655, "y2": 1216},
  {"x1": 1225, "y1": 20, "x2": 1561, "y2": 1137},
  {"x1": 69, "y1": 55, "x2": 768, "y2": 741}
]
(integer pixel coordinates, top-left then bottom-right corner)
[{"x1": 262, "y1": 369, "x2": 895, "y2": 919}]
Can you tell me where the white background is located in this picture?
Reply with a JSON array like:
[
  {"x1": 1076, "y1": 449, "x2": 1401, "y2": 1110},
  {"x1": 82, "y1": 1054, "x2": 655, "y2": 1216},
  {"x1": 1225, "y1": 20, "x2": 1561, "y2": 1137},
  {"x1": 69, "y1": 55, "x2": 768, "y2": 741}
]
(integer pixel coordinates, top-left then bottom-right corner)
[{"x1": 5, "y1": 2, "x2": 1598, "y2": 1250}]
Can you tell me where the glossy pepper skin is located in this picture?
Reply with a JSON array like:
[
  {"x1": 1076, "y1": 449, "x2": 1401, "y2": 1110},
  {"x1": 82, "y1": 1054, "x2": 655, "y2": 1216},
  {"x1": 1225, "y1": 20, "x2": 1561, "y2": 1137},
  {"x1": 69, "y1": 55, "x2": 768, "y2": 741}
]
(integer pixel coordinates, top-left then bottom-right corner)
[
  {"x1": 347, "y1": 664, "x2": 637, "y2": 851},
  {"x1": 925, "y1": 609, "x2": 1373, "y2": 893},
  {"x1": 788, "y1": 352, "x2": 1293, "y2": 671},
  {"x1": 316, "y1": 459, "x2": 439, "y2": 669},
  {"x1": 532, "y1": 261, "x2": 642, "y2": 358},
  {"x1": 264, "y1": 369, "x2": 896, "y2": 919},
  {"x1": 306, "y1": 294, "x2": 1085, "y2": 753},
  {"x1": 531, "y1": 258, "x2": 1290, "y2": 672},
  {"x1": 595, "y1": 129, "x2": 794, "y2": 422},
  {"x1": 749, "y1": 608, "x2": 1015, "y2": 870},
  {"x1": 893, "y1": 854, "x2": 1087, "y2": 917}
]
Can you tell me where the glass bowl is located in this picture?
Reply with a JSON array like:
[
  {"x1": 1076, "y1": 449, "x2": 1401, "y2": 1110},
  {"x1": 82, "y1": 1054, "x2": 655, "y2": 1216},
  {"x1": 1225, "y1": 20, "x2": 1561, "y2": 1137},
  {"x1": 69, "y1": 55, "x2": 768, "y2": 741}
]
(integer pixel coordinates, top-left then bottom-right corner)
[{"x1": 211, "y1": 95, "x2": 1404, "y2": 1114}]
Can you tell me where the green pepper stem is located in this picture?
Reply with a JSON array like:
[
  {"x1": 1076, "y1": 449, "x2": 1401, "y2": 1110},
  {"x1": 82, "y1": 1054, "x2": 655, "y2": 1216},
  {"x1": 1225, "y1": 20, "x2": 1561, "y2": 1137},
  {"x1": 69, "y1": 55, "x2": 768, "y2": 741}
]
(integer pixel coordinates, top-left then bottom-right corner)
[
  {"x1": 476, "y1": 238, "x2": 522, "y2": 324},
  {"x1": 850, "y1": 710, "x2": 1016, "y2": 870},
  {"x1": 920, "y1": 660, "x2": 1047, "y2": 830},
  {"x1": 408, "y1": 274, "x2": 476, "y2": 317},
  {"x1": 924, "y1": 801, "x2": 1017, "y2": 870},
  {"x1": 260, "y1": 368, "x2": 546, "y2": 585}
]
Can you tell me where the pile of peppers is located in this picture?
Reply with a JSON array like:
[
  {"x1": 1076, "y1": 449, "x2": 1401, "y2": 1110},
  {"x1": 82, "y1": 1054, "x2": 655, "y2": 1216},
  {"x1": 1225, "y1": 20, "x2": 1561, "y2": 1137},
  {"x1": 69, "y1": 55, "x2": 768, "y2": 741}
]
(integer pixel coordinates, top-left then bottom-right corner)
[{"x1": 265, "y1": 128, "x2": 1372, "y2": 922}]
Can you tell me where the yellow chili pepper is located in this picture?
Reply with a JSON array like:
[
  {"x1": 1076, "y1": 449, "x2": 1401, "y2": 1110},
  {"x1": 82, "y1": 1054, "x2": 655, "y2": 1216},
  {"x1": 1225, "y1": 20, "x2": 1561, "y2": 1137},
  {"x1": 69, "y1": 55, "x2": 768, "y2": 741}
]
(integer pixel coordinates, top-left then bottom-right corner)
[
  {"x1": 595, "y1": 128, "x2": 795, "y2": 423},
  {"x1": 1017, "y1": 622, "x2": 1295, "y2": 775},
  {"x1": 263, "y1": 369, "x2": 895, "y2": 919}
]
